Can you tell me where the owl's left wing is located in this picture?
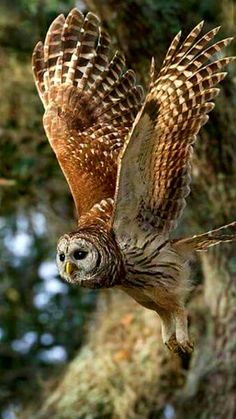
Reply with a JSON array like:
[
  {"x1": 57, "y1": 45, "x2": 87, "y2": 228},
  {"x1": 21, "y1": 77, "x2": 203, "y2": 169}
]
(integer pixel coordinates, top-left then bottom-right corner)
[{"x1": 112, "y1": 22, "x2": 234, "y2": 239}]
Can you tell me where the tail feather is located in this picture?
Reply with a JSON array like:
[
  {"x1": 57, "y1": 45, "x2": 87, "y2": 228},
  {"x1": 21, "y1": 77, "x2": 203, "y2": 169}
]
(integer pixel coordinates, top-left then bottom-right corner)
[{"x1": 174, "y1": 222, "x2": 236, "y2": 252}]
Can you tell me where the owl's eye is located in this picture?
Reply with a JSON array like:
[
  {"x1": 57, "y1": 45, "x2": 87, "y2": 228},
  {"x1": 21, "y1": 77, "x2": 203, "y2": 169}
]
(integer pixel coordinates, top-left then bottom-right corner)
[
  {"x1": 59, "y1": 253, "x2": 65, "y2": 262},
  {"x1": 73, "y1": 250, "x2": 88, "y2": 260}
]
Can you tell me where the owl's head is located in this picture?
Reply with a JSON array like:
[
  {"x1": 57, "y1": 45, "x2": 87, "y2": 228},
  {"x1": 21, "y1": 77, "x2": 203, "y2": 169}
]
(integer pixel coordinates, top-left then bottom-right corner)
[{"x1": 56, "y1": 226, "x2": 124, "y2": 288}]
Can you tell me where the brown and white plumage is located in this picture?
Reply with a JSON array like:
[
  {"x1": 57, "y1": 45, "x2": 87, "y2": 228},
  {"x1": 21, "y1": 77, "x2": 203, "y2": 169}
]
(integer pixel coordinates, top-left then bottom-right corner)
[
  {"x1": 113, "y1": 23, "x2": 234, "y2": 236},
  {"x1": 32, "y1": 8, "x2": 143, "y2": 217},
  {"x1": 32, "y1": 9, "x2": 236, "y2": 354}
]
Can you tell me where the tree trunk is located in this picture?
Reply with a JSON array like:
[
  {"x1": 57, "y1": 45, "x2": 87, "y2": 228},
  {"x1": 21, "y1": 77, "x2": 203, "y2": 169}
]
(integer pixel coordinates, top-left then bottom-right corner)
[{"x1": 175, "y1": 248, "x2": 236, "y2": 418}]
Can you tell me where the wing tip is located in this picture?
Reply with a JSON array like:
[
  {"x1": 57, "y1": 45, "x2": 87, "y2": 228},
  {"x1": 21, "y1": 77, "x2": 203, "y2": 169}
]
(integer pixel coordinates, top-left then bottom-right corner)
[
  {"x1": 86, "y1": 11, "x2": 101, "y2": 23},
  {"x1": 197, "y1": 20, "x2": 205, "y2": 31},
  {"x1": 223, "y1": 37, "x2": 234, "y2": 47}
]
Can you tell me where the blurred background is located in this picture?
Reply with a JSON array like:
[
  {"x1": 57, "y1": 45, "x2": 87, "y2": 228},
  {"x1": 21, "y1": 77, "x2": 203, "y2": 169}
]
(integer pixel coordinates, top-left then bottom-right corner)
[{"x1": 0, "y1": 1, "x2": 236, "y2": 418}]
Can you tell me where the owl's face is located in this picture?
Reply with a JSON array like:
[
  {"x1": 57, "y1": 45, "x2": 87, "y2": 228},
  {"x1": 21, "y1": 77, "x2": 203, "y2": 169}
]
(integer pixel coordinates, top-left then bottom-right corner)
[{"x1": 56, "y1": 228, "x2": 124, "y2": 288}]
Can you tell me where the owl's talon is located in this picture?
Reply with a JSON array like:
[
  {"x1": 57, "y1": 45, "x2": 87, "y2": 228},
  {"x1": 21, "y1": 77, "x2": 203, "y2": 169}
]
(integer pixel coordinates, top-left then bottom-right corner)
[
  {"x1": 165, "y1": 336, "x2": 194, "y2": 354},
  {"x1": 165, "y1": 335, "x2": 179, "y2": 352},
  {"x1": 178, "y1": 340, "x2": 194, "y2": 354}
]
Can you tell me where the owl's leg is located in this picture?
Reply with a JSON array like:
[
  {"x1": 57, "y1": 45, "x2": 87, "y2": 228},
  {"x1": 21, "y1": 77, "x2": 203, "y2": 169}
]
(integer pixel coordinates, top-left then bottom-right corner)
[
  {"x1": 160, "y1": 314, "x2": 175, "y2": 343},
  {"x1": 174, "y1": 308, "x2": 194, "y2": 354},
  {"x1": 157, "y1": 310, "x2": 178, "y2": 352},
  {"x1": 158, "y1": 308, "x2": 193, "y2": 354}
]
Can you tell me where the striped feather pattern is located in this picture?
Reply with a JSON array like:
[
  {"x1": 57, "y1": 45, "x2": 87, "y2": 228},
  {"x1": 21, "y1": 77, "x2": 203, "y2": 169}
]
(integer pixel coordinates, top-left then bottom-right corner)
[
  {"x1": 174, "y1": 221, "x2": 236, "y2": 251},
  {"x1": 32, "y1": 8, "x2": 143, "y2": 217},
  {"x1": 39, "y1": 13, "x2": 236, "y2": 354},
  {"x1": 113, "y1": 22, "x2": 235, "y2": 236}
]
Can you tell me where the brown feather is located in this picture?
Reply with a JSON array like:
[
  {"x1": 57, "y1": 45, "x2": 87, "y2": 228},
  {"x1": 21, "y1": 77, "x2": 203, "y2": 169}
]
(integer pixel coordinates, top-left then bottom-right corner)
[
  {"x1": 112, "y1": 22, "x2": 235, "y2": 236},
  {"x1": 32, "y1": 9, "x2": 143, "y2": 218}
]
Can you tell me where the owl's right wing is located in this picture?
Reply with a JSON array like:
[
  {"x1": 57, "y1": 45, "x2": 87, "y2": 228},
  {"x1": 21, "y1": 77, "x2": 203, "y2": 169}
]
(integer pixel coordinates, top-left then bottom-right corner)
[
  {"x1": 32, "y1": 9, "x2": 143, "y2": 218},
  {"x1": 112, "y1": 22, "x2": 234, "y2": 240}
]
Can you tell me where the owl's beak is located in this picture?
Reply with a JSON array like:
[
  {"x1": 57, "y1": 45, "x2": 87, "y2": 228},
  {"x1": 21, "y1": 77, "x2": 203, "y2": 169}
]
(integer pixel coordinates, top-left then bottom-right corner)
[{"x1": 65, "y1": 261, "x2": 76, "y2": 276}]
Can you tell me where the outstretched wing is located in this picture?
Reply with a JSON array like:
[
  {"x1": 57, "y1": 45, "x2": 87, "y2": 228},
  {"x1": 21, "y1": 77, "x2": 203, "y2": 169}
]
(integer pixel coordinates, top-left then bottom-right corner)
[
  {"x1": 32, "y1": 8, "x2": 143, "y2": 217},
  {"x1": 112, "y1": 22, "x2": 234, "y2": 238},
  {"x1": 173, "y1": 221, "x2": 236, "y2": 252}
]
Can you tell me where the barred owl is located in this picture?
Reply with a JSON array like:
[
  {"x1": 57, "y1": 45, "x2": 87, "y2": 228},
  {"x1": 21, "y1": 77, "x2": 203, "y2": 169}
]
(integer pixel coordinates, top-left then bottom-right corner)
[{"x1": 32, "y1": 8, "x2": 236, "y2": 354}]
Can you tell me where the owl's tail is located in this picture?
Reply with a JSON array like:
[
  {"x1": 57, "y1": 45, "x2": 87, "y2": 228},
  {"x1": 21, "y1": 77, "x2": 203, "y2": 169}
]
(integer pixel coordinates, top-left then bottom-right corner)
[
  {"x1": 174, "y1": 221, "x2": 236, "y2": 252},
  {"x1": 32, "y1": 8, "x2": 143, "y2": 133}
]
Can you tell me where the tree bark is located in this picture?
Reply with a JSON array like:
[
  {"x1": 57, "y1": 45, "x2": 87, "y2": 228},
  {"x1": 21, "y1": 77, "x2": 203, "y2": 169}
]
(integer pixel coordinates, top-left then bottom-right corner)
[{"x1": 175, "y1": 248, "x2": 236, "y2": 418}]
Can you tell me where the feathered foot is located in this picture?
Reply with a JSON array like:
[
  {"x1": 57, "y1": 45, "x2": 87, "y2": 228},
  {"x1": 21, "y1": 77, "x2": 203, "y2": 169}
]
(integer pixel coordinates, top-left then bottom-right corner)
[
  {"x1": 161, "y1": 308, "x2": 194, "y2": 354},
  {"x1": 165, "y1": 335, "x2": 194, "y2": 354}
]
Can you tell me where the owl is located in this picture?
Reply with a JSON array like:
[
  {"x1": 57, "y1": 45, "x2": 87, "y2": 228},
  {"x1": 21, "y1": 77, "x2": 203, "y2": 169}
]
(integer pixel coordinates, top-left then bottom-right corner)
[{"x1": 32, "y1": 8, "x2": 236, "y2": 354}]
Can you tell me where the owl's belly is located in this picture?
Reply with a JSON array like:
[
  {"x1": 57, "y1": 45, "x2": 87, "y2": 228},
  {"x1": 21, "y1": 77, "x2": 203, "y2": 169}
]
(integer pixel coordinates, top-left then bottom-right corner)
[{"x1": 118, "y1": 284, "x2": 159, "y2": 311}]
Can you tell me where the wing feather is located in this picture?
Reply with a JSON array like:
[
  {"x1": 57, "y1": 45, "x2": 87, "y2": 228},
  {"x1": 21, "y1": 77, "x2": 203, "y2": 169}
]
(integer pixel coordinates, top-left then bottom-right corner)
[
  {"x1": 32, "y1": 9, "x2": 144, "y2": 218},
  {"x1": 112, "y1": 23, "x2": 234, "y2": 237}
]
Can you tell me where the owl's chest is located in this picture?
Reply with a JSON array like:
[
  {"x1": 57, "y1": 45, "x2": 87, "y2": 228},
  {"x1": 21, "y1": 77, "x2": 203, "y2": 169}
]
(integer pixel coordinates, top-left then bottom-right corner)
[
  {"x1": 119, "y1": 242, "x2": 188, "y2": 311},
  {"x1": 124, "y1": 243, "x2": 185, "y2": 286}
]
